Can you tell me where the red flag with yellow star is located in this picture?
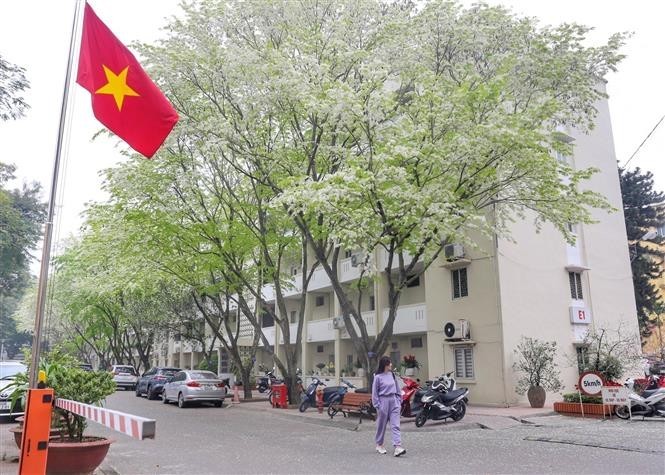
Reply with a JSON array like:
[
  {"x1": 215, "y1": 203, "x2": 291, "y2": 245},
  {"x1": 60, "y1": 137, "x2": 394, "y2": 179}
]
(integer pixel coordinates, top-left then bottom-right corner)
[{"x1": 76, "y1": 2, "x2": 178, "y2": 158}]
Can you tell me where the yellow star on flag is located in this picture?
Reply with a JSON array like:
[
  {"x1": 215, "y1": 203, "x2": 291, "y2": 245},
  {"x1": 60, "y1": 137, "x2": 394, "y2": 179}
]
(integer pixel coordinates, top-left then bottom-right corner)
[{"x1": 95, "y1": 65, "x2": 139, "y2": 111}]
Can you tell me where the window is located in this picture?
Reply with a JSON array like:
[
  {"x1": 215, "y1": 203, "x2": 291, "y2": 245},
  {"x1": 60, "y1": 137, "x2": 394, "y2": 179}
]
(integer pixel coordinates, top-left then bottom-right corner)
[
  {"x1": 569, "y1": 272, "x2": 583, "y2": 300},
  {"x1": 290, "y1": 310, "x2": 297, "y2": 324},
  {"x1": 411, "y1": 337, "x2": 423, "y2": 348},
  {"x1": 220, "y1": 350, "x2": 229, "y2": 373},
  {"x1": 566, "y1": 222, "x2": 577, "y2": 234},
  {"x1": 317, "y1": 345, "x2": 324, "y2": 353},
  {"x1": 315, "y1": 296, "x2": 325, "y2": 307},
  {"x1": 389, "y1": 351, "x2": 401, "y2": 368},
  {"x1": 345, "y1": 249, "x2": 353, "y2": 258},
  {"x1": 406, "y1": 275, "x2": 420, "y2": 288},
  {"x1": 262, "y1": 312, "x2": 274, "y2": 327},
  {"x1": 391, "y1": 342, "x2": 398, "y2": 350},
  {"x1": 454, "y1": 346, "x2": 474, "y2": 379},
  {"x1": 452, "y1": 268, "x2": 468, "y2": 299},
  {"x1": 553, "y1": 150, "x2": 569, "y2": 164},
  {"x1": 369, "y1": 296, "x2": 375, "y2": 311},
  {"x1": 576, "y1": 346, "x2": 589, "y2": 374}
]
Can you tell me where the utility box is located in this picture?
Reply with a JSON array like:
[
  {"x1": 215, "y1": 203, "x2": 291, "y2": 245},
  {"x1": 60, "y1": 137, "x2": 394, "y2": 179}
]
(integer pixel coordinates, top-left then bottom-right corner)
[{"x1": 271, "y1": 384, "x2": 288, "y2": 409}]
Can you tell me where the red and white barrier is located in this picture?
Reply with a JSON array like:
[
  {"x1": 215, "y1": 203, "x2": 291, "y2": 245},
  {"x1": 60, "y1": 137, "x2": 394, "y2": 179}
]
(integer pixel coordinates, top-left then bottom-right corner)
[{"x1": 55, "y1": 398, "x2": 156, "y2": 440}]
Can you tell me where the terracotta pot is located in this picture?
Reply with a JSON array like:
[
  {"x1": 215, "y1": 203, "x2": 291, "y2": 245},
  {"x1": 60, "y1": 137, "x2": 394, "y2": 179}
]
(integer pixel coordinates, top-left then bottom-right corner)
[
  {"x1": 45, "y1": 437, "x2": 114, "y2": 475},
  {"x1": 527, "y1": 386, "x2": 546, "y2": 408},
  {"x1": 8, "y1": 425, "x2": 63, "y2": 448}
]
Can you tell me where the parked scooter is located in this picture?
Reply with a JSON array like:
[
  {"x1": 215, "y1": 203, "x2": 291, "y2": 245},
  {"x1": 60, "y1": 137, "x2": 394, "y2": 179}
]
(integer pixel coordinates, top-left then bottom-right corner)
[
  {"x1": 299, "y1": 377, "x2": 356, "y2": 413},
  {"x1": 256, "y1": 368, "x2": 278, "y2": 393},
  {"x1": 414, "y1": 377, "x2": 469, "y2": 427},
  {"x1": 266, "y1": 369, "x2": 303, "y2": 405},
  {"x1": 399, "y1": 376, "x2": 426, "y2": 418},
  {"x1": 614, "y1": 377, "x2": 665, "y2": 419}
]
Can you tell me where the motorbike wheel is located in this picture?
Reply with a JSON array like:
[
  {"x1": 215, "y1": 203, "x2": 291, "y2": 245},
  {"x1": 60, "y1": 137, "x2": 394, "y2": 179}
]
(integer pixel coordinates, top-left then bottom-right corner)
[
  {"x1": 327, "y1": 396, "x2": 341, "y2": 418},
  {"x1": 257, "y1": 386, "x2": 266, "y2": 394},
  {"x1": 268, "y1": 392, "x2": 274, "y2": 406},
  {"x1": 451, "y1": 401, "x2": 466, "y2": 422},
  {"x1": 415, "y1": 411, "x2": 428, "y2": 427},
  {"x1": 299, "y1": 400, "x2": 309, "y2": 413},
  {"x1": 614, "y1": 405, "x2": 631, "y2": 419}
]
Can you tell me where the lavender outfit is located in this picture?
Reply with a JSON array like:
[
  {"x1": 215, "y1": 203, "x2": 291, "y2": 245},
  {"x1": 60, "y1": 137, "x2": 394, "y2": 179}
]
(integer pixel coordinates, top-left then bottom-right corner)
[{"x1": 372, "y1": 372, "x2": 401, "y2": 447}]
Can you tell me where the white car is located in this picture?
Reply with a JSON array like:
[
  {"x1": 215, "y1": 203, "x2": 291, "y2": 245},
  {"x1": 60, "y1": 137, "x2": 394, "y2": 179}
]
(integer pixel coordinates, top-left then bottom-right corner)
[
  {"x1": 162, "y1": 370, "x2": 226, "y2": 408},
  {"x1": 0, "y1": 361, "x2": 27, "y2": 419},
  {"x1": 111, "y1": 365, "x2": 138, "y2": 391}
]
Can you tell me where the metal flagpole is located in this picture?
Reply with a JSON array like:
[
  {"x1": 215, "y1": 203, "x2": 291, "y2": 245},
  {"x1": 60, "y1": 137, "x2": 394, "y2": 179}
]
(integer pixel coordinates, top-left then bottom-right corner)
[{"x1": 27, "y1": 0, "x2": 83, "y2": 388}]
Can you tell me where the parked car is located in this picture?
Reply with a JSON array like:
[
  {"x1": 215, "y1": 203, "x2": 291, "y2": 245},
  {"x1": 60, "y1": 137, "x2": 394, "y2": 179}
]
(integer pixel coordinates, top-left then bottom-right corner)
[
  {"x1": 0, "y1": 361, "x2": 27, "y2": 420},
  {"x1": 136, "y1": 367, "x2": 180, "y2": 400},
  {"x1": 79, "y1": 363, "x2": 94, "y2": 372},
  {"x1": 162, "y1": 370, "x2": 226, "y2": 408},
  {"x1": 111, "y1": 364, "x2": 138, "y2": 391}
]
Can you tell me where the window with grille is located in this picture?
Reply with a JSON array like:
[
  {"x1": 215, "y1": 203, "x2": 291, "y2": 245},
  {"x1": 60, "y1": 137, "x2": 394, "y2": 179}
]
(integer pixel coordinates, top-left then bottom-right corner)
[
  {"x1": 411, "y1": 337, "x2": 423, "y2": 348},
  {"x1": 576, "y1": 346, "x2": 589, "y2": 374},
  {"x1": 452, "y1": 268, "x2": 468, "y2": 299},
  {"x1": 315, "y1": 296, "x2": 325, "y2": 307},
  {"x1": 406, "y1": 275, "x2": 420, "y2": 288},
  {"x1": 369, "y1": 296, "x2": 375, "y2": 311},
  {"x1": 454, "y1": 346, "x2": 474, "y2": 379},
  {"x1": 290, "y1": 310, "x2": 297, "y2": 323},
  {"x1": 569, "y1": 272, "x2": 583, "y2": 300},
  {"x1": 317, "y1": 345, "x2": 324, "y2": 353}
]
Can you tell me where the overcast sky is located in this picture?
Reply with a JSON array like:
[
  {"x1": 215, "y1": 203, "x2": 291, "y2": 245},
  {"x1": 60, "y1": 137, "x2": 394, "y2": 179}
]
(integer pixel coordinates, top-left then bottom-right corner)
[{"x1": 1, "y1": 0, "x2": 663, "y2": 268}]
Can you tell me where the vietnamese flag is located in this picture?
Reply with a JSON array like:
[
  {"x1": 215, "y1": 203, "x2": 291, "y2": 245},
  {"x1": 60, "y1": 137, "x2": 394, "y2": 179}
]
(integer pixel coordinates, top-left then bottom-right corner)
[{"x1": 76, "y1": 2, "x2": 178, "y2": 158}]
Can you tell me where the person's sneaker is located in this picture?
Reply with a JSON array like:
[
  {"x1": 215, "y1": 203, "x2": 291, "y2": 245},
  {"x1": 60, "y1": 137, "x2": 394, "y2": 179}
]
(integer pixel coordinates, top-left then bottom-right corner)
[
  {"x1": 394, "y1": 447, "x2": 406, "y2": 457},
  {"x1": 376, "y1": 446, "x2": 387, "y2": 454}
]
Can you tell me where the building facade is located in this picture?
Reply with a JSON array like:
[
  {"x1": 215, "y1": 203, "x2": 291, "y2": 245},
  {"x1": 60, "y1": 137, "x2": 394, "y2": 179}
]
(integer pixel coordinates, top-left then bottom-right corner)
[{"x1": 154, "y1": 92, "x2": 641, "y2": 406}]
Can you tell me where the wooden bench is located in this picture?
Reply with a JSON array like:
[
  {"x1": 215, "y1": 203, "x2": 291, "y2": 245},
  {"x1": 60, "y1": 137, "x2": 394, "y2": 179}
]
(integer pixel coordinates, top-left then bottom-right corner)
[{"x1": 328, "y1": 392, "x2": 375, "y2": 424}]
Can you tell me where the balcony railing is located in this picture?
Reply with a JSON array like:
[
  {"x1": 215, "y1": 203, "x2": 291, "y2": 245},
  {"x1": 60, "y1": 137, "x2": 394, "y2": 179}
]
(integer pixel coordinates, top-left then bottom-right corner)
[
  {"x1": 340, "y1": 311, "x2": 377, "y2": 338},
  {"x1": 381, "y1": 303, "x2": 427, "y2": 334},
  {"x1": 306, "y1": 318, "x2": 336, "y2": 342}
]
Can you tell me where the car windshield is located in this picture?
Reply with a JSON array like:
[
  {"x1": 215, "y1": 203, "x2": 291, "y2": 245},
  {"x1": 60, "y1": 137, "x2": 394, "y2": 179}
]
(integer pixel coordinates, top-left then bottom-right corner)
[
  {"x1": 115, "y1": 367, "x2": 136, "y2": 375},
  {"x1": 190, "y1": 371, "x2": 217, "y2": 380},
  {"x1": 0, "y1": 363, "x2": 27, "y2": 379},
  {"x1": 162, "y1": 369, "x2": 179, "y2": 377}
]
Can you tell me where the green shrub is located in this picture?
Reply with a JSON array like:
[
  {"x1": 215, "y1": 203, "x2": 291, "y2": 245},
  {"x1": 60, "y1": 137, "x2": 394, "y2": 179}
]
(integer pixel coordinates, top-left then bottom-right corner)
[{"x1": 562, "y1": 392, "x2": 603, "y2": 404}]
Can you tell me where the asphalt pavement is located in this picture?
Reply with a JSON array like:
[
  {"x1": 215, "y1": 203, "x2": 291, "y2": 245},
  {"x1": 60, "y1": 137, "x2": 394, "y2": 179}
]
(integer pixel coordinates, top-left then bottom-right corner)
[{"x1": 1, "y1": 391, "x2": 664, "y2": 474}]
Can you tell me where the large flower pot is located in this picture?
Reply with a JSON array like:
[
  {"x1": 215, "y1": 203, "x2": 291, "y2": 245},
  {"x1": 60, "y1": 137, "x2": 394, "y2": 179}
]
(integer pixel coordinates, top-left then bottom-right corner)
[
  {"x1": 404, "y1": 368, "x2": 416, "y2": 377},
  {"x1": 527, "y1": 385, "x2": 546, "y2": 408},
  {"x1": 9, "y1": 425, "x2": 63, "y2": 448},
  {"x1": 45, "y1": 437, "x2": 114, "y2": 475}
]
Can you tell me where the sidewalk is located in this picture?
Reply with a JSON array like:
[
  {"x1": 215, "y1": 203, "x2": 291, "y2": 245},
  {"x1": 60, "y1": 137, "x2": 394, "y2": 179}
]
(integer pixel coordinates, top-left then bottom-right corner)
[{"x1": 230, "y1": 391, "x2": 557, "y2": 431}]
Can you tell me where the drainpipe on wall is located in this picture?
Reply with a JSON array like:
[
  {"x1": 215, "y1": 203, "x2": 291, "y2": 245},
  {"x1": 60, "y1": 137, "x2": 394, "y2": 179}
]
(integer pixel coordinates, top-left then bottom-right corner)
[{"x1": 493, "y1": 232, "x2": 510, "y2": 407}]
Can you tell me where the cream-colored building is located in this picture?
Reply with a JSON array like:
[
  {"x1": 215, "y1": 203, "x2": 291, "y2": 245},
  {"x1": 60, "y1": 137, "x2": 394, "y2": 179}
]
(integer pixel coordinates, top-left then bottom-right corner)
[{"x1": 155, "y1": 92, "x2": 641, "y2": 406}]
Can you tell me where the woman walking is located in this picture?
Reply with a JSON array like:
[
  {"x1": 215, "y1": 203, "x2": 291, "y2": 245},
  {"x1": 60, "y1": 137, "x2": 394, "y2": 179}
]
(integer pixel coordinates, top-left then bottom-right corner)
[{"x1": 371, "y1": 356, "x2": 406, "y2": 457}]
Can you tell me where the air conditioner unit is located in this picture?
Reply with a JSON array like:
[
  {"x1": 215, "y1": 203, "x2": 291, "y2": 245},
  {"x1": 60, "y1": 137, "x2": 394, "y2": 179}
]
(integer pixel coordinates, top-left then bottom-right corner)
[
  {"x1": 443, "y1": 319, "x2": 470, "y2": 340},
  {"x1": 444, "y1": 243, "x2": 465, "y2": 260},
  {"x1": 351, "y1": 253, "x2": 360, "y2": 267},
  {"x1": 332, "y1": 316, "x2": 344, "y2": 329}
]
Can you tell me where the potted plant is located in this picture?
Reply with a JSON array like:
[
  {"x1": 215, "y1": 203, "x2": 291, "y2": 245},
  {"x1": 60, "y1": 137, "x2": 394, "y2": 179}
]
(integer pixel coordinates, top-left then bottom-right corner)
[
  {"x1": 8, "y1": 348, "x2": 116, "y2": 474},
  {"x1": 401, "y1": 354, "x2": 421, "y2": 376},
  {"x1": 513, "y1": 337, "x2": 562, "y2": 408},
  {"x1": 315, "y1": 362, "x2": 326, "y2": 375}
]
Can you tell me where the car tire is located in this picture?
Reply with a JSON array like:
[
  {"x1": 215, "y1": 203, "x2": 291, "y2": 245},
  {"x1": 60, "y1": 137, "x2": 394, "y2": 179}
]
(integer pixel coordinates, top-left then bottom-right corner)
[
  {"x1": 135, "y1": 386, "x2": 142, "y2": 397},
  {"x1": 214, "y1": 401, "x2": 223, "y2": 408},
  {"x1": 147, "y1": 386, "x2": 157, "y2": 400},
  {"x1": 162, "y1": 395, "x2": 170, "y2": 404},
  {"x1": 178, "y1": 393, "x2": 187, "y2": 408}
]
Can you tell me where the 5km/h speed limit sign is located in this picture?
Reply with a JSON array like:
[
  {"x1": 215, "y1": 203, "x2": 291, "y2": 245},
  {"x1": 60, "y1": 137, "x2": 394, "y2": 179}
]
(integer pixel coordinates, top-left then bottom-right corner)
[{"x1": 578, "y1": 371, "x2": 604, "y2": 396}]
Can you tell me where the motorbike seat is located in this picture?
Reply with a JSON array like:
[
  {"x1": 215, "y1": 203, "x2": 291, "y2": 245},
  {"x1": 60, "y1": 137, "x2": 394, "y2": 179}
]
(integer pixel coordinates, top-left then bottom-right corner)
[
  {"x1": 440, "y1": 388, "x2": 467, "y2": 403},
  {"x1": 354, "y1": 387, "x2": 370, "y2": 393},
  {"x1": 641, "y1": 389, "x2": 664, "y2": 398}
]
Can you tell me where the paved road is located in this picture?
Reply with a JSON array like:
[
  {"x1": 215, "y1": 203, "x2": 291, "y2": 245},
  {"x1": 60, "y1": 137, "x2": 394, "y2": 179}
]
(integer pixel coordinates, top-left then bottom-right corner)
[
  {"x1": 2, "y1": 390, "x2": 664, "y2": 474},
  {"x1": 92, "y1": 391, "x2": 664, "y2": 474}
]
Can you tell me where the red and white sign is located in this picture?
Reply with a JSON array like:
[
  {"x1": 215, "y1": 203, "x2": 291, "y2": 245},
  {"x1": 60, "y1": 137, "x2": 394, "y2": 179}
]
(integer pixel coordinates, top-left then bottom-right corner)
[
  {"x1": 55, "y1": 398, "x2": 155, "y2": 440},
  {"x1": 578, "y1": 371, "x2": 604, "y2": 396},
  {"x1": 601, "y1": 386, "x2": 629, "y2": 405},
  {"x1": 570, "y1": 306, "x2": 592, "y2": 324}
]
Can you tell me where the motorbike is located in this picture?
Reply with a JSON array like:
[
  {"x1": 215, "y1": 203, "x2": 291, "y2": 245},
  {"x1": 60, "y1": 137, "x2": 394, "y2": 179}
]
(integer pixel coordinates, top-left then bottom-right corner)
[
  {"x1": 266, "y1": 369, "x2": 303, "y2": 405},
  {"x1": 299, "y1": 377, "x2": 356, "y2": 413},
  {"x1": 399, "y1": 376, "x2": 426, "y2": 418},
  {"x1": 256, "y1": 368, "x2": 279, "y2": 393},
  {"x1": 414, "y1": 377, "x2": 469, "y2": 427},
  {"x1": 614, "y1": 376, "x2": 665, "y2": 419}
]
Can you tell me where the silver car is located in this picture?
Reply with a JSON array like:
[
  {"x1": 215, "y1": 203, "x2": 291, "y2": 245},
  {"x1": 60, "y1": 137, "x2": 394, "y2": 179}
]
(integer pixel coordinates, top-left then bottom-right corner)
[
  {"x1": 162, "y1": 370, "x2": 226, "y2": 408},
  {"x1": 111, "y1": 365, "x2": 138, "y2": 391},
  {"x1": 0, "y1": 361, "x2": 27, "y2": 419}
]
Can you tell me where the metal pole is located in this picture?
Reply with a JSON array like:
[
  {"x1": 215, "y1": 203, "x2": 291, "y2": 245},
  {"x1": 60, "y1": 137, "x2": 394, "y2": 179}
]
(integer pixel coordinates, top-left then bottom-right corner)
[{"x1": 28, "y1": 0, "x2": 83, "y2": 388}]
